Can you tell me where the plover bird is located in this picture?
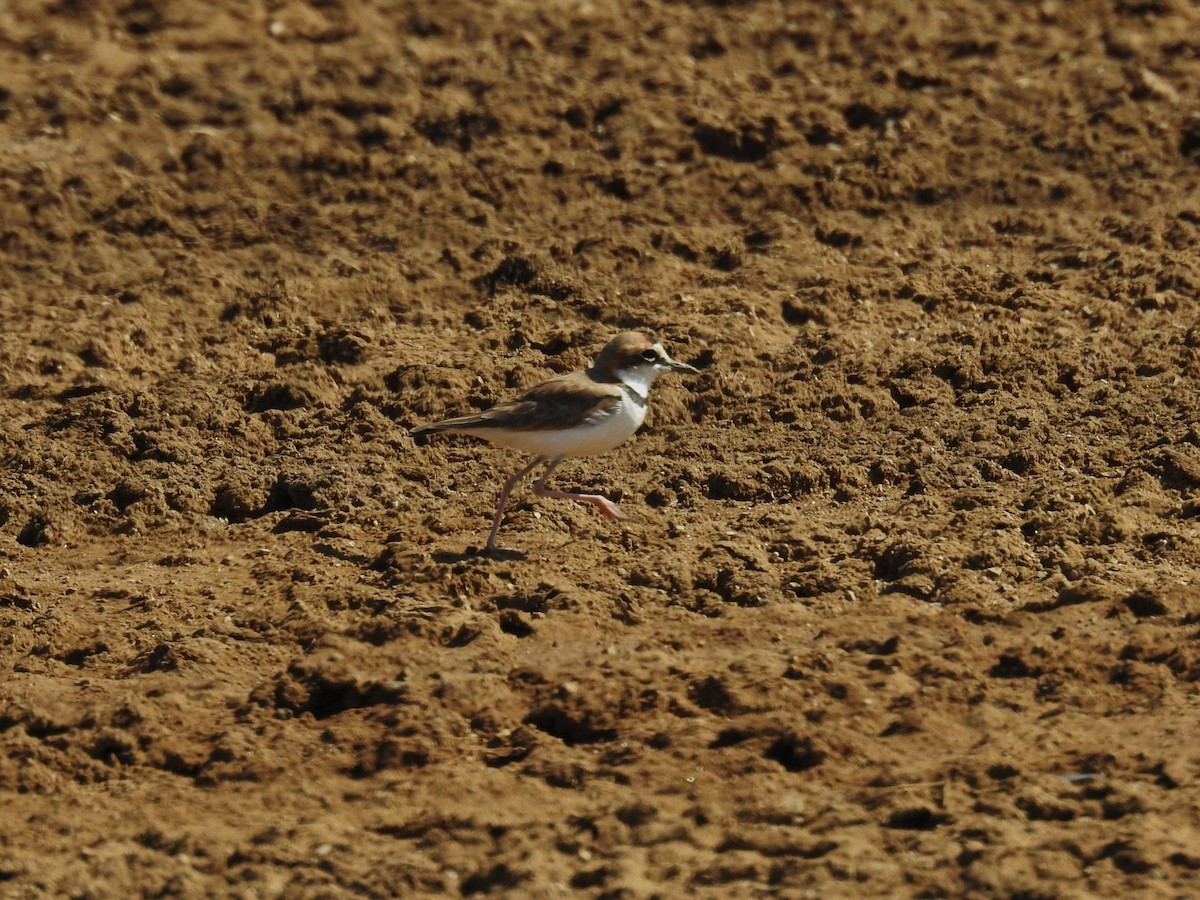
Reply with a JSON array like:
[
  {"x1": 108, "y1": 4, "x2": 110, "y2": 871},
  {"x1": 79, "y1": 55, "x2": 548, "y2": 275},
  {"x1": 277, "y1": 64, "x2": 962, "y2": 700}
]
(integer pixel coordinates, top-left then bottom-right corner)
[{"x1": 412, "y1": 331, "x2": 699, "y2": 551}]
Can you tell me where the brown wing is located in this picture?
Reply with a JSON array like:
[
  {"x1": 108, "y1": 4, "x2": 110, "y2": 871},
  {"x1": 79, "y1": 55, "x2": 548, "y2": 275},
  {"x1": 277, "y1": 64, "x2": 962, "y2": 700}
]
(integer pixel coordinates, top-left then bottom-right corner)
[{"x1": 415, "y1": 371, "x2": 621, "y2": 434}]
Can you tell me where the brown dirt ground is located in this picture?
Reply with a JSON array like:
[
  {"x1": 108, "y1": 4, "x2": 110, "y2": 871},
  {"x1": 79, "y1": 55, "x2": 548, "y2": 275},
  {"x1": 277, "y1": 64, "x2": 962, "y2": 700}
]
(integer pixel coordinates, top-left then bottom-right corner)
[{"x1": 2, "y1": 0, "x2": 1200, "y2": 896}]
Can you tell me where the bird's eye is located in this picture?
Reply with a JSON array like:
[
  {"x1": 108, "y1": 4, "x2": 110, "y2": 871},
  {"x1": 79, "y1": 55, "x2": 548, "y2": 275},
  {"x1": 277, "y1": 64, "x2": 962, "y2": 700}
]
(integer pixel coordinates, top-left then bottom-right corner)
[{"x1": 640, "y1": 349, "x2": 658, "y2": 362}]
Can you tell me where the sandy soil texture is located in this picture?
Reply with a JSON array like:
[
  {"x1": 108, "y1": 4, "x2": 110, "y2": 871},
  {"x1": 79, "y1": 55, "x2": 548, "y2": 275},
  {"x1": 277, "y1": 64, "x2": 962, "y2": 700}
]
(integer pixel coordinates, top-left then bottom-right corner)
[{"x1": 3, "y1": 0, "x2": 1200, "y2": 896}]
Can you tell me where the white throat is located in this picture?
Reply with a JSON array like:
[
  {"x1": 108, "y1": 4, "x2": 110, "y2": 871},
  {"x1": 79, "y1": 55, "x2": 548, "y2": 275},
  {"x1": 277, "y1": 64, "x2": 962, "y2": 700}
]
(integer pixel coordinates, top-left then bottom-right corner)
[{"x1": 615, "y1": 364, "x2": 660, "y2": 401}]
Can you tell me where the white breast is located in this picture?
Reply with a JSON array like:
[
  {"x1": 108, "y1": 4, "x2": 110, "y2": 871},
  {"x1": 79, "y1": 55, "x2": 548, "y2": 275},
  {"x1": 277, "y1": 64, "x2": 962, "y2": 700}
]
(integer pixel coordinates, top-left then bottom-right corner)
[{"x1": 462, "y1": 391, "x2": 646, "y2": 458}]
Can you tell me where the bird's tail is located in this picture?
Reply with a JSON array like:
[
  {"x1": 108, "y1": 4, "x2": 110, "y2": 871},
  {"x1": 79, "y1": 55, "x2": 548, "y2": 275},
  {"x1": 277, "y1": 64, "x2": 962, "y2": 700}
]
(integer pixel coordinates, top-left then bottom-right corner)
[{"x1": 410, "y1": 412, "x2": 489, "y2": 436}]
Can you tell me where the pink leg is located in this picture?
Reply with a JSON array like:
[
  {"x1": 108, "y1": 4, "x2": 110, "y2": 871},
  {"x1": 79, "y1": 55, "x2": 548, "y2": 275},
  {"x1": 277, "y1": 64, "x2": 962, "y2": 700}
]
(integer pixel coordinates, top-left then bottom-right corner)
[
  {"x1": 486, "y1": 456, "x2": 545, "y2": 552},
  {"x1": 532, "y1": 457, "x2": 627, "y2": 522}
]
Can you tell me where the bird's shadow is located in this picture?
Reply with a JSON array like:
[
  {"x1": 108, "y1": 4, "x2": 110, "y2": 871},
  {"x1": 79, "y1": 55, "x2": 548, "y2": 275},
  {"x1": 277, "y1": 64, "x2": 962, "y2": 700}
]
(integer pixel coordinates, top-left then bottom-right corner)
[{"x1": 432, "y1": 546, "x2": 527, "y2": 564}]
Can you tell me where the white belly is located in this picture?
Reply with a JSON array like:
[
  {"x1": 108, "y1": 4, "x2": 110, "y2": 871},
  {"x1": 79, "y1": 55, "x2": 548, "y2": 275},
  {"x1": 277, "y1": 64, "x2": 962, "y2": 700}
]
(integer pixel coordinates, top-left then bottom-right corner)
[{"x1": 463, "y1": 394, "x2": 646, "y2": 458}]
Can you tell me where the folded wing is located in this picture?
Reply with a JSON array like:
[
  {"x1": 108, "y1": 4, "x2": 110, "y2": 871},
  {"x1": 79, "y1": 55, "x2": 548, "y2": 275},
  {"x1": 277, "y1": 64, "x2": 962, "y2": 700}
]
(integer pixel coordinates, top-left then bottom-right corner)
[{"x1": 414, "y1": 371, "x2": 621, "y2": 434}]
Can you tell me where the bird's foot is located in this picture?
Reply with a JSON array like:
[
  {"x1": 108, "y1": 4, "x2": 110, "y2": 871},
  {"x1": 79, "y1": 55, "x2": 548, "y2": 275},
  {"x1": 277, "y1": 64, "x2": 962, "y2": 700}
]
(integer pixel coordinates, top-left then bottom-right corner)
[{"x1": 591, "y1": 496, "x2": 627, "y2": 521}]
